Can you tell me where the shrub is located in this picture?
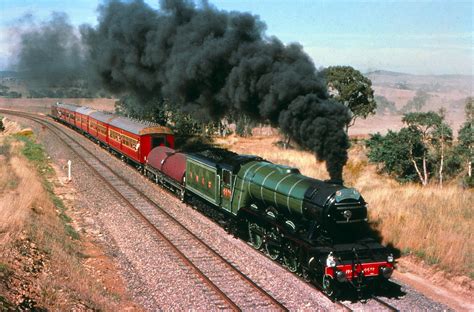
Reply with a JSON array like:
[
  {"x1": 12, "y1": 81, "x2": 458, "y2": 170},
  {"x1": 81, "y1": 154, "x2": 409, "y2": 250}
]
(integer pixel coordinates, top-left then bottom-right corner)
[{"x1": 0, "y1": 115, "x2": 4, "y2": 132}]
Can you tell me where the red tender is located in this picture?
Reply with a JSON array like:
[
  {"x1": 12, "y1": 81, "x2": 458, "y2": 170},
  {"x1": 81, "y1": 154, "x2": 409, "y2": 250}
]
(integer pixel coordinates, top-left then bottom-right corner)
[{"x1": 147, "y1": 146, "x2": 187, "y2": 183}]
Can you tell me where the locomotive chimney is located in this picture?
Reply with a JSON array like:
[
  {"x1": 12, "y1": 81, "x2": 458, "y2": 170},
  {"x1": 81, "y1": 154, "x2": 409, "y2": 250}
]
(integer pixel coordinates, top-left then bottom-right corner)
[{"x1": 325, "y1": 178, "x2": 344, "y2": 186}]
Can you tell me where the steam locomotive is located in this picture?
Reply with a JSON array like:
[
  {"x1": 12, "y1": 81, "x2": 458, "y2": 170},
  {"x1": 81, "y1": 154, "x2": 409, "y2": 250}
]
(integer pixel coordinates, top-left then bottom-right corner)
[{"x1": 51, "y1": 102, "x2": 394, "y2": 298}]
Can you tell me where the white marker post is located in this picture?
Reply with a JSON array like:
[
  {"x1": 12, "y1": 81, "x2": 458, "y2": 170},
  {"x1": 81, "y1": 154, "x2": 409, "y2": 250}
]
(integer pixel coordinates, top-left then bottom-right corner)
[{"x1": 67, "y1": 160, "x2": 72, "y2": 182}]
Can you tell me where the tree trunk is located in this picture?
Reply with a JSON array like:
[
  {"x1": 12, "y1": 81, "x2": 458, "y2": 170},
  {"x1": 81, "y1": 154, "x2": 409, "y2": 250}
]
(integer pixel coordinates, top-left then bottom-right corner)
[
  {"x1": 411, "y1": 158, "x2": 426, "y2": 186},
  {"x1": 468, "y1": 160, "x2": 472, "y2": 177},
  {"x1": 284, "y1": 136, "x2": 291, "y2": 150},
  {"x1": 439, "y1": 140, "x2": 444, "y2": 188},
  {"x1": 409, "y1": 146, "x2": 427, "y2": 186},
  {"x1": 422, "y1": 156, "x2": 428, "y2": 185}
]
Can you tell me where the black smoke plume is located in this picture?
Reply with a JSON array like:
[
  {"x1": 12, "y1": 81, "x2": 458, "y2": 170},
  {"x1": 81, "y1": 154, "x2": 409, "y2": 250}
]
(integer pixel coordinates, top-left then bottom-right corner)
[
  {"x1": 14, "y1": 12, "x2": 86, "y2": 87},
  {"x1": 81, "y1": 0, "x2": 351, "y2": 180}
]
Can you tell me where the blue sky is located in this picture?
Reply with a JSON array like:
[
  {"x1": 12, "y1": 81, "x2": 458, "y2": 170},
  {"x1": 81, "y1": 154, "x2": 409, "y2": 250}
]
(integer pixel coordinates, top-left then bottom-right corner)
[{"x1": 0, "y1": 0, "x2": 472, "y2": 75}]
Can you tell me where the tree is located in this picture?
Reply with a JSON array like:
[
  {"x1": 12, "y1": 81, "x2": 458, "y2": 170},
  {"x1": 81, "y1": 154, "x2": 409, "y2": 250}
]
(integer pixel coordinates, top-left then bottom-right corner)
[
  {"x1": 402, "y1": 112, "x2": 444, "y2": 185},
  {"x1": 400, "y1": 90, "x2": 430, "y2": 113},
  {"x1": 366, "y1": 129, "x2": 425, "y2": 182},
  {"x1": 321, "y1": 66, "x2": 376, "y2": 130},
  {"x1": 457, "y1": 97, "x2": 473, "y2": 185},
  {"x1": 375, "y1": 95, "x2": 397, "y2": 115},
  {"x1": 366, "y1": 111, "x2": 457, "y2": 186},
  {"x1": 430, "y1": 108, "x2": 453, "y2": 187},
  {"x1": 0, "y1": 115, "x2": 4, "y2": 132}
]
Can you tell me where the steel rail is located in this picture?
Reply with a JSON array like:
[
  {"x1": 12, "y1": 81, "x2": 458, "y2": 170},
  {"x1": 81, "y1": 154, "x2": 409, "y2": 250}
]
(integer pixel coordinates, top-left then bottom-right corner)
[
  {"x1": 371, "y1": 296, "x2": 399, "y2": 311},
  {"x1": 4, "y1": 110, "x2": 287, "y2": 311}
]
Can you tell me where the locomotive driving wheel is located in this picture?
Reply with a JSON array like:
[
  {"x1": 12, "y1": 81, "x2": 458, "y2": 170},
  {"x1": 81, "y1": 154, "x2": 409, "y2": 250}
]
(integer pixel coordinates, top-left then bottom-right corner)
[
  {"x1": 322, "y1": 274, "x2": 340, "y2": 299},
  {"x1": 248, "y1": 222, "x2": 264, "y2": 250},
  {"x1": 264, "y1": 226, "x2": 282, "y2": 260},
  {"x1": 322, "y1": 275, "x2": 335, "y2": 297},
  {"x1": 283, "y1": 241, "x2": 300, "y2": 273}
]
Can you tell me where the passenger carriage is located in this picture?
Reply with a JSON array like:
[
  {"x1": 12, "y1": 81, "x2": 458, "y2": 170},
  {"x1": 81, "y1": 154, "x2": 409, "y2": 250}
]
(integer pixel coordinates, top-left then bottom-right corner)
[
  {"x1": 52, "y1": 102, "x2": 80, "y2": 125},
  {"x1": 107, "y1": 116, "x2": 174, "y2": 166},
  {"x1": 88, "y1": 111, "x2": 114, "y2": 146},
  {"x1": 75, "y1": 107, "x2": 96, "y2": 133}
]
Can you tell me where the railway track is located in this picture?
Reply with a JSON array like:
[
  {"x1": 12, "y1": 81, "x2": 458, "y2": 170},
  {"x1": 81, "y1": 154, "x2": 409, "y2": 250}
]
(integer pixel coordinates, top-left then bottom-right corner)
[
  {"x1": 3, "y1": 110, "x2": 288, "y2": 311},
  {"x1": 370, "y1": 296, "x2": 399, "y2": 311}
]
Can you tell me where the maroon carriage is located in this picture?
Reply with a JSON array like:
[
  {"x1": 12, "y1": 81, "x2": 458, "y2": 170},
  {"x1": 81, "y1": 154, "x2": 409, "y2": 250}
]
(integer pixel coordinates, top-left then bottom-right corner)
[
  {"x1": 52, "y1": 102, "x2": 80, "y2": 126},
  {"x1": 107, "y1": 116, "x2": 174, "y2": 165},
  {"x1": 75, "y1": 107, "x2": 96, "y2": 133},
  {"x1": 88, "y1": 111, "x2": 115, "y2": 145}
]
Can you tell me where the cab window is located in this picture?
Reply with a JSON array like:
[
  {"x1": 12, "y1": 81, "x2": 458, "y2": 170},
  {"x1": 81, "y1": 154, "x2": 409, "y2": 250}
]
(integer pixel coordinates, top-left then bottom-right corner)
[{"x1": 222, "y1": 170, "x2": 231, "y2": 185}]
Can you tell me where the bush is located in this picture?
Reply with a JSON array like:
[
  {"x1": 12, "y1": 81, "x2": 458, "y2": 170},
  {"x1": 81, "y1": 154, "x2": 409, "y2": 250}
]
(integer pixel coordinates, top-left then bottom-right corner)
[
  {"x1": 0, "y1": 115, "x2": 5, "y2": 132},
  {"x1": 366, "y1": 129, "x2": 425, "y2": 182},
  {"x1": 235, "y1": 115, "x2": 253, "y2": 137}
]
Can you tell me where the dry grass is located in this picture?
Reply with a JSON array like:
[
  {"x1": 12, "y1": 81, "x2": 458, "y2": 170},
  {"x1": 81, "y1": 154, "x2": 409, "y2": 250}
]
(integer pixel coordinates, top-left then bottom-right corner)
[
  {"x1": 0, "y1": 98, "x2": 116, "y2": 114},
  {"x1": 215, "y1": 135, "x2": 330, "y2": 180},
  {"x1": 0, "y1": 127, "x2": 128, "y2": 310},
  {"x1": 0, "y1": 148, "x2": 47, "y2": 247},
  {"x1": 218, "y1": 134, "x2": 473, "y2": 277}
]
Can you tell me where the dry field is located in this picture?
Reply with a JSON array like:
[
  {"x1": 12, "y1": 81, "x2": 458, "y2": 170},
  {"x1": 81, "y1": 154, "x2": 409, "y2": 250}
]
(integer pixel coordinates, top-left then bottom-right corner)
[
  {"x1": 0, "y1": 98, "x2": 116, "y2": 114},
  {"x1": 353, "y1": 72, "x2": 472, "y2": 136},
  {"x1": 215, "y1": 135, "x2": 473, "y2": 280},
  {"x1": 0, "y1": 118, "x2": 133, "y2": 310}
]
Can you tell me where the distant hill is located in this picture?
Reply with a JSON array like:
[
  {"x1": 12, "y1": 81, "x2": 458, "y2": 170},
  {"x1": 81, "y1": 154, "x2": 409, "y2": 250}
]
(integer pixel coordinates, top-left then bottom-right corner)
[
  {"x1": 365, "y1": 70, "x2": 411, "y2": 77},
  {"x1": 365, "y1": 69, "x2": 473, "y2": 94}
]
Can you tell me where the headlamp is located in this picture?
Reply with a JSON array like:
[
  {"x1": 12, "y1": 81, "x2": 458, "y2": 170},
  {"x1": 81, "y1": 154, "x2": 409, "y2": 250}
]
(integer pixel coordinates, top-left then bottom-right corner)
[
  {"x1": 387, "y1": 253, "x2": 394, "y2": 263},
  {"x1": 326, "y1": 252, "x2": 336, "y2": 267}
]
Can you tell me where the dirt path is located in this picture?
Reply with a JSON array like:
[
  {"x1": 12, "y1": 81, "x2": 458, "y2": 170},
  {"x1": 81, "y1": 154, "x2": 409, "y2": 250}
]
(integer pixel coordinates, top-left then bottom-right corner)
[{"x1": 395, "y1": 257, "x2": 474, "y2": 311}]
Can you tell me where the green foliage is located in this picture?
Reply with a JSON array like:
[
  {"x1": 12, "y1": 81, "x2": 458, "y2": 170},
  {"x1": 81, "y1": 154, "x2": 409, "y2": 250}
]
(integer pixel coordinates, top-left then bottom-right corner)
[
  {"x1": 464, "y1": 97, "x2": 474, "y2": 122},
  {"x1": 14, "y1": 135, "x2": 53, "y2": 175},
  {"x1": 375, "y1": 95, "x2": 397, "y2": 115},
  {"x1": 455, "y1": 97, "x2": 473, "y2": 186},
  {"x1": 14, "y1": 135, "x2": 79, "y2": 239},
  {"x1": 0, "y1": 84, "x2": 21, "y2": 98},
  {"x1": 235, "y1": 115, "x2": 254, "y2": 137},
  {"x1": 0, "y1": 114, "x2": 4, "y2": 132},
  {"x1": 321, "y1": 66, "x2": 377, "y2": 127},
  {"x1": 400, "y1": 90, "x2": 430, "y2": 113},
  {"x1": 367, "y1": 111, "x2": 463, "y2": 184},
  {"x1": 402, "y1": 111, "x2": 442, "y2": 130},
  {"x1": 27, "y1": 88, "x2": 92, "y2": 98},
  {"x1": 457, "y1": 123, "x2": 473, "y2": 159},
  {"x1": 115, "y1": 95, "x2": 219, "y2": 138},
  {"x1": 115, "y1": 95, "x2": 169, "y2": 124},
  {"x1": 366, "y1": 128, "x2": 425, "y2": 182}
]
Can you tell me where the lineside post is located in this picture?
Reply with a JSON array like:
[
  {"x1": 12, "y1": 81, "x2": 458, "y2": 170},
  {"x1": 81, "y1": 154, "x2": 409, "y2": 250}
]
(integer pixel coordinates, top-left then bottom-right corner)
[{"x1": 67, "y1": 160, "x2": 72, "y2": 182}]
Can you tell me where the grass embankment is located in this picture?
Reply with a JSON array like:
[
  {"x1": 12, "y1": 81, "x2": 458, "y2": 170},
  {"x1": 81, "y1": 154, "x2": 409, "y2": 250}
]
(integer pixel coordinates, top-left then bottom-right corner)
[
  {"x1": 0, "y1": 125, "x2": 125, "y2": 310},
  {"x1": 217, "y1": 135, "x2": 473, "y2": 279}
]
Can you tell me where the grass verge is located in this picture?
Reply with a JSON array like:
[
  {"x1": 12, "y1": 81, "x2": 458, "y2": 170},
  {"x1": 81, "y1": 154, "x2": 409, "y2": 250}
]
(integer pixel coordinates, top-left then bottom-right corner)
[{"x1": 0, "y1": 126, "x2": 132, "y2": 310}]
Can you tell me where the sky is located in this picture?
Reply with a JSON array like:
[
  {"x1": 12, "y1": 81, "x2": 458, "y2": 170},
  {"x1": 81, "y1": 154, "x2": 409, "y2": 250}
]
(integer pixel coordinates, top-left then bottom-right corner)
[{"x1": 0, "y1": 0, "x2": 472, "y2": 75}]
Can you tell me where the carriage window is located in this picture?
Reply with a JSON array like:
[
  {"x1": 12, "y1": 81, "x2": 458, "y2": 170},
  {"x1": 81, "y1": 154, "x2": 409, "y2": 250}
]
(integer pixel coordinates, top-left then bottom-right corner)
[
  {"x1": 222, "y1": 170, "x2": 231, "y2": 185},
  {"x1": 151, "y1": 136, "x2": 165, "y2": 148}
]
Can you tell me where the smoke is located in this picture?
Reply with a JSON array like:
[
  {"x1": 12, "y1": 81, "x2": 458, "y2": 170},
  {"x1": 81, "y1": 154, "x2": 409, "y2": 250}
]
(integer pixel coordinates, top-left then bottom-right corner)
[
  {"x1": 13, "y1": 12, "x2": 86, "y2": 87},
  {"x1": 81, "y1": 0, "x2": 351, "y2": 179},
  {"x1": 6, "y1": 0, "x2": 351, "y2": 180}
]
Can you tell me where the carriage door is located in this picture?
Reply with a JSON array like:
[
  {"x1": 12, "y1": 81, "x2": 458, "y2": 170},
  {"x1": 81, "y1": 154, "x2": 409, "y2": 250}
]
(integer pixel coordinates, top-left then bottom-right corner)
[{"x1": 220, "y1": 169, "x2": 232, "y2": 212}]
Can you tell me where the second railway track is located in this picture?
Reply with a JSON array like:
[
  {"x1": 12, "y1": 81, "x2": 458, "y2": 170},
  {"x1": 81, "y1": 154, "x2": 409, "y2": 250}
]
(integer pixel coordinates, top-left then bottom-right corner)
[{"x1": 4, "y1": 110, "x2": 289, "y2": 311}]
